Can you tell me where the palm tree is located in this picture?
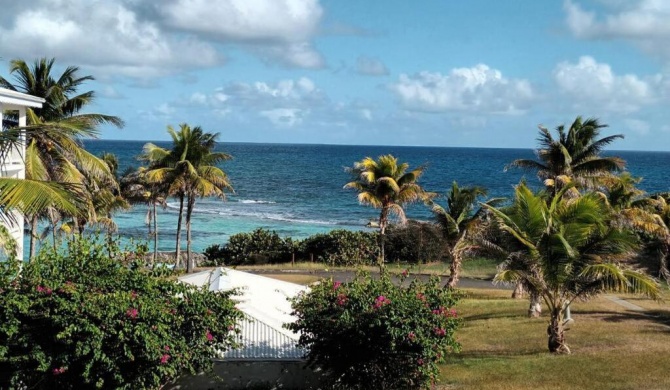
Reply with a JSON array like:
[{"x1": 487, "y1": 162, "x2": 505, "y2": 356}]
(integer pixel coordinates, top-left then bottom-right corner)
[
  {"x1": 432, "y1": 182, "x2": 492, "y2": 288},
  {"x1": 507, "y1": 117, "x2": 625, "y2": 196},
  {"x1": 144, "y1": 124, "x2": 232, "y2": 272},
  {"x1": 0, "y1": 58, "x2": 123, "y2": 258},
  {"x1": 120, "y1": 167, "x2": 167, "y2": 264},
  {"x1": 344, "y1": 155, "x2": 430, "y2": 267},
  {"x1": 484, "y1": 183, "x2": 659, "y2": 354}
]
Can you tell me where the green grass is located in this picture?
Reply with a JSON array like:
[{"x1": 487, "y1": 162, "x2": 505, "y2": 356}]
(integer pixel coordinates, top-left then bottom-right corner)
[
  {"x1": 439, "y1": 288, "x2": 670, "y2": 389},
  {"x1": 236, "y1": 257, "x2": 499, "y2": 280},
  {"x1": 260, "y1": 271, "x2": 670, "y2": 389}
]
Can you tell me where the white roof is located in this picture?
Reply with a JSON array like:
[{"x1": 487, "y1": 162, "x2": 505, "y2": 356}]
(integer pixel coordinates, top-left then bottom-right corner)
[
  {"x1": 0, "y1": 87, "x2": 45, "y2": 108},
  {"x1": 179, "y1": 267, "x2": 309, "y2": 360}
]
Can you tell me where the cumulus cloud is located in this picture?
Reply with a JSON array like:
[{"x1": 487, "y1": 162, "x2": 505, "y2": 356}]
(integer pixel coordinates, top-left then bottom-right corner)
[
  {"x1": 564, "y1": 0, "x2": 670, "y2": 63},
  {"x1": 0, "y1": 1, "x2": 219, "y2": 78},
  {"x1": 159, "y1": 0, "x2": 325, "y2": 69},
  {"x1": 0, "y1": 0, "x2": 326, "y2": 78},
  {"x1": 553, "y1": 56, "x2": 655, "y2": 113},
  {"x1": 355, "y1": 56, "x2": 389, "y2": 76},
  {"x1": 391, "y1": 64, "x2": 533, "y2": 114},
  {"x1": 181, "y1": 77, "x2": 324, "y2": 128}
]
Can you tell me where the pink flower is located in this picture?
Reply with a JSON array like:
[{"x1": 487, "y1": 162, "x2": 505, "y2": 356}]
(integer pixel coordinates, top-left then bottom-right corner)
[
  {"x1": 408, "y1": 332, "x2": 416, "y2": 342},
  {"x1": 448, "y1": 309, "x2": 457, "y2": 318},
  {"x1": 417, "y1": 358, "x2": 424, "y2": 366},
  {"x1": 336, "y1": 294, "x2": 348, "y2": 306},
  {"x1": 433, "y1": 327, "x2": 446, "y2": 337},
  {"x1": 130, "y1": 291, "x2": 138, "y2": 299},
  {"x1": 373, "y1": 295, "x2": 391, "y2": 309},
  {"x1": 160, "y1": 354, "x2": 170, "y2": 364},
  {"x1": 228, "y1": 325, "x2": 235, "y2": 331},
  {"x1": 416, "y1": 293, "x2": 426, "y2": 302},
  {"x1": 126, "y1": 308, "x2": 139, "y2": 319},
  {"x1": 206, "y1": 330, "x2": 214, "y2": 342},
  {"x1": 164, "y1": 345, "x2": 170, "y2": 351},
  {"x1": 333, "y1": 281, "x2": 342, "y2": 290},
  {"x1": 36, "y1": 285, "x2": 52, "y2": 295},
  {"x1": 402, "y1": 269, "x2": 409, "y2": 277},
  {"x1": 52, "y1": 367, "x2": 66, "y2": 375}
]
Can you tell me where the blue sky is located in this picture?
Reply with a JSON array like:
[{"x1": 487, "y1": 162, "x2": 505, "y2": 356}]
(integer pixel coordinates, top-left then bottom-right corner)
[{"x1": 1, "y1": 0, "x2": 669, "y2": 150}]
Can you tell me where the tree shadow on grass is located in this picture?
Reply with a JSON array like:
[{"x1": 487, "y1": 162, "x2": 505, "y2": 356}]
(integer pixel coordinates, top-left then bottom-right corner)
[{"x1": 576, "y1": 309, "x2": 670, "y2": 332}]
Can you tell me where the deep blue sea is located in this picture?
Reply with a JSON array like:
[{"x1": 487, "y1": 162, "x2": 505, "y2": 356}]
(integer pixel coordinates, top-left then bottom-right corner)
[{"x1": 77, "y1": 140, "x2": 670, "y2": 253}]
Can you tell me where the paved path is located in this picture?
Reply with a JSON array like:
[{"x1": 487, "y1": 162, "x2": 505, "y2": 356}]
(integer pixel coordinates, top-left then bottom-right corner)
[
  {"x1": 247, "y1": 269, "x2": 650, "y2": 311},
  {"x1": 603, "y1": 295, "x2": 646, "y2": 311},
  {"x1": 246, "y1": 269, "x2": 510, "y2": 290}
]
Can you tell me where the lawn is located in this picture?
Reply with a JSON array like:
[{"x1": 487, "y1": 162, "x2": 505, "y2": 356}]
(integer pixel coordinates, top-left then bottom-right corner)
[
  {"x1": 439, "y1": 288, "x2": 670, "y2": 390},
  {"x1": 236, "y1": 257, "x2": 499, "y2": 280},
  {"x1": 262, "y1": 271, "x2": 670, "y2": 389}
]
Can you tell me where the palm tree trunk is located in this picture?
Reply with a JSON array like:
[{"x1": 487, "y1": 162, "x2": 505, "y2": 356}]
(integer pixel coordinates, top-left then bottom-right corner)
[
  {"x1": 446, "y1": 240, "x2": 463, "y2": 288},
  {"x1": 152, "y1": 202, "x2": 158, "y2": 265},
  {"x1": 185, "y1": 193, "x2": 195, "y2": 273},
  {"x1": 378, "y1": 208, "x2": 388, "y2": 271},
  {"x1": 29, "y1": 215, "x2": 38, "y2": 261},
  {"x1": 175, "y1": 193, "x2": 184, "y2": 270},
  {"x1": 528, "y1": 291, "x2": 542, "y2": 318},
  {"x1": 547, "y1": 307, "x2": 570, "y2": 354},
  {"x1": 512, "y1": 282, "x2": 525, "y2": 299}
]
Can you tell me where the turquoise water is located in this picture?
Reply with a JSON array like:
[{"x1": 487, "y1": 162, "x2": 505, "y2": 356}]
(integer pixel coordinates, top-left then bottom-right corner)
[{"x1": 65, "y1": 141, "x2": 670, "y2": 253}]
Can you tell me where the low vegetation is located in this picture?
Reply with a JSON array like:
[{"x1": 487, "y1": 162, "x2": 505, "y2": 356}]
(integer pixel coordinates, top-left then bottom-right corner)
[
  {"x1": 0, "y1": 238, "x2": 242, "y2": 389},
  {"x1": 288, "y1": 271, "x2": 461, "y2": 390}
]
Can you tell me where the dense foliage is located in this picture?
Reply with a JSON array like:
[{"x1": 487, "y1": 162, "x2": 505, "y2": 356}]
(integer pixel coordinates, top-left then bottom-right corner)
[
  {"x1": 287, "y1": 271, "x2": 461, "y2": 390},
  {"x1": 301, "y1": 229, "x2": 379, "y2": 266},
  {"x1": 0, "y1": 237, "x2": 243, "y2": 389},
  {"x1": 385, "y1": 221, "x2": 446, "y2": 264},
  {"x1": 204, "y1": 228, "x2": 295, "y2": 265}
]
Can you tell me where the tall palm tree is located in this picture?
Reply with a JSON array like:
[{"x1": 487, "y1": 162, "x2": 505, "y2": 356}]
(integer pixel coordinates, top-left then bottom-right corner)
[
  {"x1": 144, "y1": 124, "x2": 232, "y2": 272},
  {"x1": 432, "y1": 181, "x2": 493, "y2": 288},
  {"x1": 507, "y1": 117, "x2": 625, "y2": 196},
  {"x1": 344, "y1": 155, "x2": 430, "y2": 267},
  {"x1": 120, "y1": 167, "x2": 167, "y2": 264},
  {"x1": 484, "y1": 183, "x2": 659, "y2": 354},
  {"x1": 0, "y1": 58, "x2": 123, "y2": 258}
]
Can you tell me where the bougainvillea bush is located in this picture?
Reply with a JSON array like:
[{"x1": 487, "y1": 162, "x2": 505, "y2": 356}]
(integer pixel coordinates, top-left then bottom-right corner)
[
  {"x1": 286, "y1": 271, "x2": 461, "y2": 390},
  {"x1": 0, "y1": 237, "x2": 243, "y2": 389}
]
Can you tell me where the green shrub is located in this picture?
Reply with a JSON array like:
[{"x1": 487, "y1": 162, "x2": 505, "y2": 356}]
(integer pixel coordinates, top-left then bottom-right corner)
[
  {"x1": 287, "y1": 271, "x2": 461, "y2": 390},
  {"x1": 0, "y1": 237, "x2": 243, "y2": 389},
  {"x1": 385, "y1": 221, "x2": 447, "y2": 264},
  {"x1": 299, "y1": 229, "x2": 378, "y2": 266},
  {"x1": 204, "y1": 228, "x2": 294, "y2": 265}
]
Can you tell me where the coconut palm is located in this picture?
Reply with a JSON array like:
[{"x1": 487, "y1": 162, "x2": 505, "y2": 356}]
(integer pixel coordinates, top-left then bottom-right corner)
[
  {"x1": 344, "y1": 155, "x2": 430, "y2": 267},
  {"x1": 507, "y1": 117, "x2": 625, "y2": 197},
  {"x1": 121, "y1": 167, "x2": 168, "y2": 263},
  {"x1": 0, "y1": 58, "x2": 123, "y2": 258},
  {"x1": 484, "y1": 182, "x2": 659, "y2": 354},
  {"x1": 144, "y1": 124, "x2": 233, "y2": 272},
  {"x1": 432, "y1": 182, "x2": 493, "y2": 288}
]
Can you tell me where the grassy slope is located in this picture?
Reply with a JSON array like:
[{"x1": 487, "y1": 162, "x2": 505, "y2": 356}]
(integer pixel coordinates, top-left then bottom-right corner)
[{"x1": 440, "y1": 288, "x2": 670, "y2": 390}]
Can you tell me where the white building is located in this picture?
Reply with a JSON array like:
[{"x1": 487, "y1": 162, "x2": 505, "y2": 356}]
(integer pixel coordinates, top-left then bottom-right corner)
[
  {"x1": 0, "y1": 87, "x2": 45, "y2": 260},
  {"x1": 176, "y1": 267, "x2": 324, "y2": 389}
]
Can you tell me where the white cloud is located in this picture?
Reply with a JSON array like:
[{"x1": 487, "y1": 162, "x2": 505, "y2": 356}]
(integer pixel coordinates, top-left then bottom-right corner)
[
  {"x1": 564, "y1": 0, "x2": 670, "y2": 64},
  {"x1": 0, "y1": 0, "x2": 326, "y2": 78},
  {"x1": 0, "y1": 1, "x2": 219, "y2": 78},
  {"x1": 391, "y1": 64, "x2": 534, "y2": 114},
  {"x1": 355, "y1": 56, "x2": 389, "y2": 76},
  {"x1": 553, "y1": 56, "x2": 655, "y2": 113},
  {"x1": 260, "y1": 108, "x2": 306, "y2": 127},
  {"x1": 160, "y1": 0, "x2": 325, "y2": 69}
]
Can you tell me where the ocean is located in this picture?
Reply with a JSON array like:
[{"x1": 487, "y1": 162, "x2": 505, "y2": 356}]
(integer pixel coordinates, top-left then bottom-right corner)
[{"x1": 75, "y1": 140, "x2": 669, "y2": 254}]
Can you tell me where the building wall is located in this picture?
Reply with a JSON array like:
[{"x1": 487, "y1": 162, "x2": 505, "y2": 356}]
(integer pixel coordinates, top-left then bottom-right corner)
[{"x1": 167, "y1": 360, "x2": 325, "y2": 390}]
